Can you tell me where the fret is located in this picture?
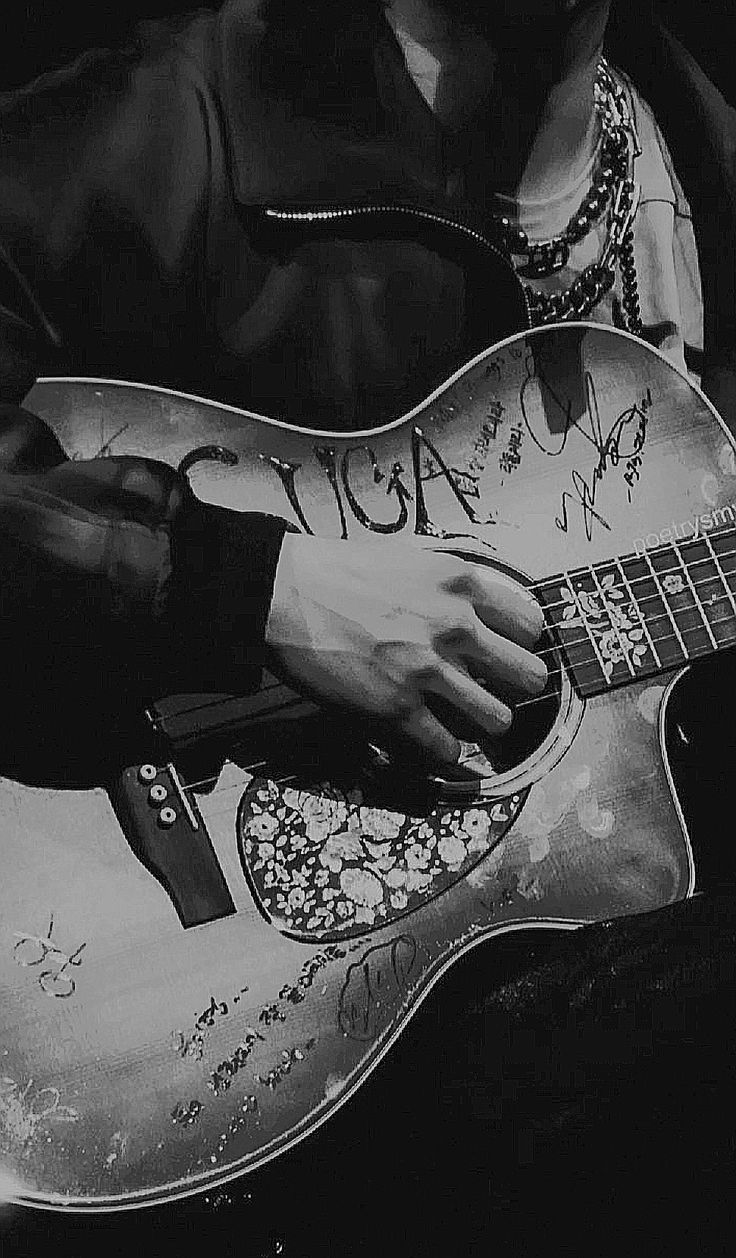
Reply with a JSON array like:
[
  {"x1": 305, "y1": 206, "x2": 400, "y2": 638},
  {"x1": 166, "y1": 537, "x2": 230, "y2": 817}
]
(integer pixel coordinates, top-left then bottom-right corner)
[
  {"x1": 707, "y1": 528, "x2": 736, "y2": 604},
  {"x1": 585, "y1": 555, "x2": 669, "y2": 683},
  {"x1": 561, "y1": 570, "x2": 617, "y2": 686},
  {"x1": 535, "y1": 573, "x2": 609, "y2": 697},
  {"x1": 705, "y1": 533, "x2": 736, "y2": 620},
  {"x1": 676, "y1": 536, "x2": 736, "y2": 649},
  {"x1": 537, "y1": 525, "x2": 736, "y2": 699},
  {"x1": 643, "y1": 550, "x2": 689, "y2": 657},
  {"x1": 588, "y1": 564, "x2": 636, "y2": 679},
  {"x1": 613, "y1": 553, "x2": 688, "y2": 670},
  {"x1": 672, "y1": 545, "x2": 717, "y2": 648},
  {"x1": 537, "y1": 566, "x2": 650, "y2": 697},
  {"x1": 614, "y1": 557, "x2": 662, "y2": 668},
  {"x1": 643, "y1": 545, "x2": 716, "y2": 660}
]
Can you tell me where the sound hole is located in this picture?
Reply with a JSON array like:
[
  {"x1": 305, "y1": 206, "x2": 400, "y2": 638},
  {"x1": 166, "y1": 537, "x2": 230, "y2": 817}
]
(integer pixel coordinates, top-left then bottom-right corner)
[
  {"x1": 367, "y1": 551, "x2": 564, "y2": 801},
  {"x1": 359, "y1": 623, "x2": 561, "y2": 802},
  {"x1": 171, "y1": 553, "x2": 564, "y2": 808},
  {"x1": 430, "y1": 624, "x2": 562, "y2": 786}
]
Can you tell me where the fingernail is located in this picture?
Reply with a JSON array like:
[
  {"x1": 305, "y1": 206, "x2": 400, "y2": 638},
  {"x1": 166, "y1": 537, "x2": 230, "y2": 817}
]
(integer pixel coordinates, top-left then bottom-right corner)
[{"x1": 523, "y1": 596, "x2": 545, "y2": 637}]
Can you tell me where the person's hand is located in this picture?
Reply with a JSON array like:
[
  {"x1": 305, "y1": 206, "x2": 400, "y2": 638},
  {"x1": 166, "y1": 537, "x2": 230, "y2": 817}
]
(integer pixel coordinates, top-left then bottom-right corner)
[{"x1": 265, "y1": 535, "x2": 547, "y2": 770}]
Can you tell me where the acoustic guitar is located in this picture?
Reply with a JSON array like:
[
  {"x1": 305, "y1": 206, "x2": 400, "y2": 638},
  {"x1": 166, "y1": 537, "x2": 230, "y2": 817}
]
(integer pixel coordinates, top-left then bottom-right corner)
[{"x1": 2, "y1": 322, "x2": 734, "y2": 1212}]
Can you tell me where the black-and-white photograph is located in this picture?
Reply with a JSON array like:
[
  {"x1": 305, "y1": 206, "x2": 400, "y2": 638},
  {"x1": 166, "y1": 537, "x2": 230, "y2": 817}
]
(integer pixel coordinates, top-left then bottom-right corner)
[{"x1": 1, "y1": 2, "x2": 735, "y2": 1253}]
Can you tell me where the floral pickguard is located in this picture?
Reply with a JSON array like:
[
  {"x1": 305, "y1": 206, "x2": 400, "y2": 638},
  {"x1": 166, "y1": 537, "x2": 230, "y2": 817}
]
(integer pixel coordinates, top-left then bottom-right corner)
[{"x1": 237, "y1": 779, "x2": 527, "y2": 939}]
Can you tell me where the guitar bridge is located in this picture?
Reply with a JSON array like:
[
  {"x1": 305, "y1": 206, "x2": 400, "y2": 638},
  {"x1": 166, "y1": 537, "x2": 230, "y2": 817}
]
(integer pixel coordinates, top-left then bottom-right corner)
[
  {"x1": 106, "y1": 679, "x2": 317, "y2": 929},
  {"x1": 108, "y1": 756, "x2": 236, "y2": 929}
]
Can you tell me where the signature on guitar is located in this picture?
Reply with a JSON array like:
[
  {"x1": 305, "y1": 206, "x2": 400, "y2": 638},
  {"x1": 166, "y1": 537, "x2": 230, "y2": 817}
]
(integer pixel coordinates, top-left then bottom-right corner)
[
  {"x1": 519, "y1": 344, "x2": 653, "y2": 539},
  {"x1": 13, "y1": 913, "x2": 87, "y2": 999},
  {"x1": 337, "y1": 935, "x2": 420, "y2": 1041}
]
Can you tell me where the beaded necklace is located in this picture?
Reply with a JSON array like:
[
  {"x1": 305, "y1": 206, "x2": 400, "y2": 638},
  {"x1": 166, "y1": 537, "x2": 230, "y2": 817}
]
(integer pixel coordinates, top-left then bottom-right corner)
[{"x1": 491, "y1": 58, "x2": 643, "y2": 334}]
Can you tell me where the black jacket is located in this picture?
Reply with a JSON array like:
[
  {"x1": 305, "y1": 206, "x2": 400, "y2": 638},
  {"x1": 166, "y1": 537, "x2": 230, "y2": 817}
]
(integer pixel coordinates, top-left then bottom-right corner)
[{"x1": 1, "y1": 0, "x2": 735, "y2": 728}]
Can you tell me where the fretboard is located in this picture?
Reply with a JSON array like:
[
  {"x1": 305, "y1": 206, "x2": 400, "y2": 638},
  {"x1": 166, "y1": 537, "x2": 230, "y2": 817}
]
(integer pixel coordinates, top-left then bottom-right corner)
[{"x1": 534, "y1": 524, "x2": 736, "y2": 697}]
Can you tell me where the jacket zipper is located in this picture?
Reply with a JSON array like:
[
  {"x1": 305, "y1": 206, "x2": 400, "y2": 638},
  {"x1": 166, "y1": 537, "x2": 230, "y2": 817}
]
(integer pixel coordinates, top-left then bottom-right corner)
[{"x1": 261, "y1": 203, "x2": 533, "y2": 330}]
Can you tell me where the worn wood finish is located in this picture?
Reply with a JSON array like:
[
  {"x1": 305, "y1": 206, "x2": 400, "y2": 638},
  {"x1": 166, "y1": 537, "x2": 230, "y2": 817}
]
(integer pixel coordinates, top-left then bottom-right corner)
[{"x1": 2, "y1": 324, "x2": 735, "y2": 1210}]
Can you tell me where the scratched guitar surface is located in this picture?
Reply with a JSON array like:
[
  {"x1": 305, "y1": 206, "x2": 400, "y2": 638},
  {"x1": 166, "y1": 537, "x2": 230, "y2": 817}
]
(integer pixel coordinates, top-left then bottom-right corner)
[{"x1": 1, "y1": 324, "x2": 734, "y2": 1209}]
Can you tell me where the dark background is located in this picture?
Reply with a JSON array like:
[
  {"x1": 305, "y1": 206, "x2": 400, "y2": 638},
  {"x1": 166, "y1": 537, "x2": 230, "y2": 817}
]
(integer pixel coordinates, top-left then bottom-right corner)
[
  {"x1": 0, "y1": 1, "x2": 735, "y2": 100},
  {"x1": 1, "y1": 4, "x2": 736, "y2": 1255}
]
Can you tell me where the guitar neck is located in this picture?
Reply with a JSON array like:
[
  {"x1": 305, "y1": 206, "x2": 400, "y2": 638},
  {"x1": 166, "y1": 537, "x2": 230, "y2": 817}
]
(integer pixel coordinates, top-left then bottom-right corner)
[
  {"x1": 152, "y1": 522, "x2": 736, "y2": 754},
  {"x1": 534, "y1": 521, "x2": 736, "y2": 696}
]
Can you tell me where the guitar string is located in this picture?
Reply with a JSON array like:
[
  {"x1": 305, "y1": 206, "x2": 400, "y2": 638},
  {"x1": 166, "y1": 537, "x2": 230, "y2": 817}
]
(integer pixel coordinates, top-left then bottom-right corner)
[
  {"x1": 520, "y1": 610, "x2": 736, "y2": 697},
  {"x1": 162, "y1": 562, "x2": 736, "y2": 767},
  {"x1": 160, "y1": 529, "x2": 736, "y2": 789},
  {"x1": 170, "y1": 554, "x2": 736, "y2": 792},
  {"x1": 533, "y1": 564, "x2": 736, "y2": 661},
  {"x1": 531, "y1": 596, "x2": 736, "y2": 674},
  {"x1": 153, "y1": 522, "x2": 736, "y2": 733},
  {"x1": 532, "y1": 611, "x2": 734, "y2": 673},
  {"x1": 529, "y1": 542, "x2": 736, "y2": 615},
  {"x1": 178, "y1": 553, "x2": 736, "y2": 736},
  {"x1": 176, "y1": 604, "x2": 736, "y2": 794},
  {"x1": 163, "y1": 539, "x2": 736, "y2": 733}
]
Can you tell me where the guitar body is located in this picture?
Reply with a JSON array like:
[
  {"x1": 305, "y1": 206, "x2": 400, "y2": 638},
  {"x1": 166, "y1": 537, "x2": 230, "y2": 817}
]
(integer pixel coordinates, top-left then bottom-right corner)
[{"x1": 2, "y1": 324, "x2": 734, "y2": 1210}]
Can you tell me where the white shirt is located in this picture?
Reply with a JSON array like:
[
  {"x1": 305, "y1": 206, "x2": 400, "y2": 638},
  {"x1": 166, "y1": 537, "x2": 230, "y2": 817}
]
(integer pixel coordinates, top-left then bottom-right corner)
[
  {"x1": 494, "y1": 67, "x2": 703, "y2": 379},
  {"x1": 391, "y1": 24, "x2": 704, "y2": 381}
]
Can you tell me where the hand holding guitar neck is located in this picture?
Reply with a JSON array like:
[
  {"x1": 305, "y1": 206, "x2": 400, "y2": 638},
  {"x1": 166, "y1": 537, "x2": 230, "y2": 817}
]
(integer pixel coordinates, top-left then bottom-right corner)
[{"x1": 264, "y1": 534, "x2": 548, "y2": 769}]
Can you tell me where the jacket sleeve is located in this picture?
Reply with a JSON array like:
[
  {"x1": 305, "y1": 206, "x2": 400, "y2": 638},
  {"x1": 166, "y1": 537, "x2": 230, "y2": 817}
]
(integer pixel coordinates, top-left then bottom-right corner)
[
  {"x1": 0, "y1": 42, "x2": 292, "y2": 741},
  {"x1": 0, "y1": 405, "x2": 289, "y2": 739}
]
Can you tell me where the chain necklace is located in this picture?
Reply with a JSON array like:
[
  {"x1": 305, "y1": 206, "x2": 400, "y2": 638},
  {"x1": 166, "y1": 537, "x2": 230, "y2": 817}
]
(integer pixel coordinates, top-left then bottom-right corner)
[{"x1": 490, "y1": 58, "x2": 643, "y2": 335}]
